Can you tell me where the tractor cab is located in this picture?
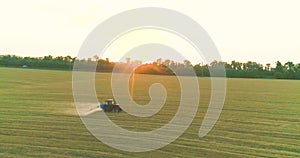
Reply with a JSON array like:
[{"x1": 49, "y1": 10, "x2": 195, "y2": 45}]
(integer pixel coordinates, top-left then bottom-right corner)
[{"x1": 105, "y1": 99, "x2": 114, "y2": 105}]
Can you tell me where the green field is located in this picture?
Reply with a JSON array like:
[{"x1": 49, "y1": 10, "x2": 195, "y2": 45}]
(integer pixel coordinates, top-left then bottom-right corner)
[{"x1": 1, "y1": 67, "x2": 299, "y2": 157}]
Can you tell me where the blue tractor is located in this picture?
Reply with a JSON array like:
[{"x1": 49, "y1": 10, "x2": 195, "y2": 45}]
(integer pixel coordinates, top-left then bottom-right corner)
[{"x1": 100, "y1": 99, "x2": 122, "y2": 112}]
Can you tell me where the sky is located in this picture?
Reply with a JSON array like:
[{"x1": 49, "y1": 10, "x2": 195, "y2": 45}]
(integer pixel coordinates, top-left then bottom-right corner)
[{"x1": 0, "y1": 0, "x2": 300, "y2": 66}]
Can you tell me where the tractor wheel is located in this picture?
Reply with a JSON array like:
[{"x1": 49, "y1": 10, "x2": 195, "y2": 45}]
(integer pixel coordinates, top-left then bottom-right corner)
[{"x1": 114, "y1": 106, "x2": 121, "y2": 112}]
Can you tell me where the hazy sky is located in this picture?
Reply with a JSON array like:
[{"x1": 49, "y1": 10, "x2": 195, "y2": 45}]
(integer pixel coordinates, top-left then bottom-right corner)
[{"x1": 0, "y1": 0, "x2": 300, "y2": 65}]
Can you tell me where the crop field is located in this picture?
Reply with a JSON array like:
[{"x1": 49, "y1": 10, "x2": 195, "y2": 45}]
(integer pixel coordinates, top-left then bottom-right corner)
[{"x1": 0, "y1": 67, "x2": 299, "y2": 157}]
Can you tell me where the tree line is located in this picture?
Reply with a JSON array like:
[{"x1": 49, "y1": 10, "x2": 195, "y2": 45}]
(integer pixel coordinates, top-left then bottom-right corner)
[{"x1": 1, "y1": 54, "x2": 300, "y2": 79}]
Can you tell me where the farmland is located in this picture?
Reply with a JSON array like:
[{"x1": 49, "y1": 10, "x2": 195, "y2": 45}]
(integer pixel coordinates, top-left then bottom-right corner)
[{"x1": 0, "y1": 67, "x2": 299, "y2": 157}]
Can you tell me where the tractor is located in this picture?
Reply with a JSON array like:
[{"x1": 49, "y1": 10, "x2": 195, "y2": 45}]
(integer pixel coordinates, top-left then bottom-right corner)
[{"x1": 100, "y1": 99, "x2": 122, "y2": 112}]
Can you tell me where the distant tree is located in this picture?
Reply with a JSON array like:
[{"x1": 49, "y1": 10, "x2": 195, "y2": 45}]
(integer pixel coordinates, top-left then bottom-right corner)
[
  {"x1": 162, "y1": 59, "x2": 171, "y2": 67},
  {"x1": 275, "y1": 61, "x2": 284, "y2": 73},
  {"x1": 93, "y1": 55, "x2": 99, "y2": 61},
  {"x1": 210, "y1": 60, "x2": 219, "y2": 68},
  {"x1": 183, "y1": 60, "x2": 191, "y2": 66},
  {"x1": 43, "y1": 55, "x2": 53, "y2": 60},
  {"x1": 284, "y1": 61, "x2": 295, "y2": 72},
  {"x1": 64, "y1": 56, "x2": 73, "y2": 62},
  {"x1": 236, "y1": 62, "x2": 242, "y2": 70},
  {"x1": 296, "y1": 64, "x2": 300, "y2": 72},
  {"x1": 274, "y1": 72, "x2": 284, "y2": 79},
  {"x1": 265, "y1": 63, "x2": 271, "y2": 71},
  {"x1": 231, "y1": 60, "x2": 237, "y2": 70}
]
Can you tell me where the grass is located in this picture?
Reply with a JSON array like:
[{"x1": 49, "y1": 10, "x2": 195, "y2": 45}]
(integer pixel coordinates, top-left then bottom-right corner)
[{"x1": 0, "y1": 67, "x2": 299, "y2": 157}]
